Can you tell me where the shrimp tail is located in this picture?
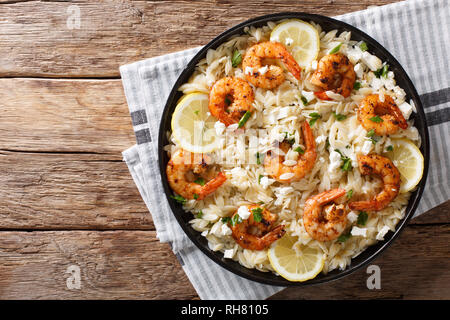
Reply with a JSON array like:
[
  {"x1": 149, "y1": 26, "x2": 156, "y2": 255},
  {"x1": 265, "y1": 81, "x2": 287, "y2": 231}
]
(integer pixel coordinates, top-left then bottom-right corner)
[
  {"x1": 314, "y1": 91, "x2": 331, "y2": 100},
  {"x1": 198, "y1": 172, "x2": 227, "y2": 200}
]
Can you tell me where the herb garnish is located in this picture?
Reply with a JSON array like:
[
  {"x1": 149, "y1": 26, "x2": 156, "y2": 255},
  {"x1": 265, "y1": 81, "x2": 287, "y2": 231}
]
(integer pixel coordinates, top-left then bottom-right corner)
[
  {"x1": 333, "y1": 112, "x2": 347, "y2": 121},
  {"x1": 329, "y1": 43, "x2": 342, "y2": 54},
  {"x1": 231, "y1": 50, "x2": 242, "y2": 68},
  {"x1": 170, "y1": 195, "x2": 186, "y2": 204},
  {"x1": 357, "y1": 211, "x2": 368, "y2": 226},
  {"x1": 309, "y1": 112, "x2": 322, "y2": 126},
  {"x1": 252, "y1": 207, "x2": 263, "y2": 222},
  {"x1": 238, "y1": 111, "x2": 252, "y2": 128},
  {"x1": 194, "y1": 177, "x2": 206, "y2": 186},
  {"x1": 359, "y1": 42, "x2": 368, "y2": 52},
  {"x1": 369, "y1": 115, "x2": 384, "y2": 123}
]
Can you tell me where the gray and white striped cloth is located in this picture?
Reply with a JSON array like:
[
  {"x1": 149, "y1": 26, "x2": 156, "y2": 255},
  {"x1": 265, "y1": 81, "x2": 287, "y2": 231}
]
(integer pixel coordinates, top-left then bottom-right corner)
[{"x1": 121, "y1": 0, "x2": 449, "y2": 300}]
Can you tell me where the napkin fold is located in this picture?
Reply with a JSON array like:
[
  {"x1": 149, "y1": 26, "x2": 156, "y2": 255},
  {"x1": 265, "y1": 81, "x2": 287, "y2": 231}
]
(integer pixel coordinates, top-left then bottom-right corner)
[{"x1": 121, "y1": 0, "x2": 450, "y2": 300}]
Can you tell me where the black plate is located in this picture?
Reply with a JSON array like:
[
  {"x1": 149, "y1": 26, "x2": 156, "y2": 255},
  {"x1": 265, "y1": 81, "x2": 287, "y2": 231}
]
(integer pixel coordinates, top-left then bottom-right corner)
[{"x1": 158, "y1": 12, "x2": 430, "y2": 286}]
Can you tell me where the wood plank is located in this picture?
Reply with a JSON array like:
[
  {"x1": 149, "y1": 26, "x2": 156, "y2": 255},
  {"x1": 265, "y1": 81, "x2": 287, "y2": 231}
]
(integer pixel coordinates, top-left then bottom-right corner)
[
  {"x1": 0, "y1": 78, "x2": 134, "y2": 154},
  {"x1": 0, "y1": 224, "x2": 448, "y2": 299},
  {"x1": 0, "y1": 150, "x2": 152, "y2": 229},
  {"x1": 0, "y1": 0, "x2": 401, "y2": 77},
  {"x1": 0, "y1": 230, "x2": 198, "y2": 299}
]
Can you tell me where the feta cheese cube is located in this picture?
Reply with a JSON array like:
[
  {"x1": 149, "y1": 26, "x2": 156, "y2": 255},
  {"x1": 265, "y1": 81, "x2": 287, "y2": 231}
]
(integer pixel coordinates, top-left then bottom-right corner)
[
  {"x1": 301, "y1": 90, "x2": 316, "y2": 102},
  {"x1": 376, "y1": 226, "x2": 390, "y2": 240},
  {"x1": 351, "y1": 226, "x2": 367, "y2": 237},
  {"x1": 361, "y1": 52, "x2": 382, "y2": 71},
  {"x1": 398, "y1": 102, "x2": 413, "y2": 120},
  {"x1": 237, "y1": 205, "x2": 251, "y2": 220},
  {"x1": 221, "y1": 224, "x2": 232, "y2": 236},
  {"x1": 361, "y1": 140, "x2": 373, "y2": 155},
  {"x1": 347, "y1": 211, "x2": 359, "y2": 223},
  {"x1": 354, "y1": 63, "x2": 364, "y2": 79},
  {"x1": 258, "y1": 65, "x2": 268, "y2": 75},
  {"x1": 223, "y1": 249, "x2": 234, "y2": 259},
  {"x1": 328, "y1": 151, "x2": 342, "y2": 173},
  {"x1": 347, "y1": 47, "x2": 363, "y2": 64},
  {"x1": 244, "y1": 66, "x2": 253, "y2": 75}
]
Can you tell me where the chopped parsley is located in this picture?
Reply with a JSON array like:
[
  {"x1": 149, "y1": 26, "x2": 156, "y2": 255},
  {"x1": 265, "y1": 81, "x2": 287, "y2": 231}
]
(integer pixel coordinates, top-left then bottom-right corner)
[
  {"x1": 329, "y1": 43, "x2": 342, "y2": 54},
  {"x1": 333, "y1": 112, "x2": 347, "y2": 121},
  {"x1": 357, "y1": 211, "x2": 369, "y2": 226},
  {"x1": 309, "y1": 112, "x2": 322, "y2": 126},
  {"x1": 369, "y1": 115, "x2": 384, "y2": 123},
  {"x1": 300, "y1": 95, "x2": 308, "y2": 106},
  {"x1": 231, "y1": 50, "x2": 242, "y2": 68},
  {"x1": 338, "y1": 232, "x2": 352, "y2": 243},
  {"x1": 353, "y1": 82, "x2": 361, "y2": 90},
  {"x1": 335, "y1": 149, "x2": 353, "y2": 172},
  {"x1": 221, "y1": 217, "x2": 231, "y2": 224},
  {"x1": 231, "y1": 214, "x2": 242, "y2": 226},
  {"x1": 258, "y1": 174, "x2": 263, "y2": 184},
  {"x1": 294, "y1": 146, "x2": 305, "y2": 154},
  {"x1": 194, "y1": 110, "x2": 200, "y2": 115},
  {"x1": 359, "y1": 42, "x2": 368, "y2": 52},
  {"x1": 366, "y1": 129, "x2": 376, "y2": 137},
  {"x1": 386, "y1": 145, "x2": 394, "y2": 152},
  {"x1": 238, "y1": 111, "x2": 252, "y2": 128},
  {"x1": 224, "y1": 97, "x2": 232, "y2": 106},
  {"x1": 193, "y1": 193, "x2": 199, "y2": 200},
  {"x1": 252, "y1": 207, "x2": 263, "y2": 222},
  {"x1": 347, "y1": 189, "x2": 354, "y2": 199},
  {"x1": 170, "y1": 195, "x2": 186, "y2": 204},
  {"x1": 194, "y1": 177, "x2": 206, "y2": 186},
  {"x1": 196, "y1": 210, "x2": 203, "y2": 219},
  {"x1": 366, "y1": 129, "x2": 378, "y2": 144},
  {"x1": 256, "y1": 152, "x2": 263, "y2": 165},
  {"x1": 374, "y1": 64, "x2": 389, "y2": 78}
]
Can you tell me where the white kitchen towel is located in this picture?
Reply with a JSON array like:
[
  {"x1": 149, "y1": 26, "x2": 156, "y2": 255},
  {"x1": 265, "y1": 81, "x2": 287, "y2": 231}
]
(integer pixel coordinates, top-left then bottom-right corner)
[{"x1": 121, "y1": 0, "x2": 450, "y2": 300}]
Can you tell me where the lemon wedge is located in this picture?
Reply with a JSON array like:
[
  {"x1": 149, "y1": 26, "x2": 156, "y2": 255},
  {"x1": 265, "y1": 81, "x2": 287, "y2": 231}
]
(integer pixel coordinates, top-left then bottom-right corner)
[
  {"x1": 270, "y1": 19, "x2": 320, "y2": 68},
  {"x1": 268, "y1": 234, "x2": 324, "y2": 282},
  {"x1": 384, "y1": 138, "x2": 424, "y2": 193},
  {"x1": 171, "y1": 92, "x2": 220, "y2": 153}
]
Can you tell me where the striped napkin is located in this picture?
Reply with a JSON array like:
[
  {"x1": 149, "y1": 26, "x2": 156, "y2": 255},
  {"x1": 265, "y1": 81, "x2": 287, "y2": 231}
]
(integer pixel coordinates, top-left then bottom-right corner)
[{"x1": 120, "y1": 0, "x2": 450, "y2": 300}]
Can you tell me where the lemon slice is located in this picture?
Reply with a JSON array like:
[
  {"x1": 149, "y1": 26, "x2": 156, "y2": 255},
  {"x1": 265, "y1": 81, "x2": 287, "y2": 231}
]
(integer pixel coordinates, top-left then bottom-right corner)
[
  {"x1": 270, "y1": 19, "x2": 320, "y2": 68},
  {"x1": 171, "y1": 92, "x2": 220, "y2": 153},
  {"x1": 268, "y1": 234, "x2": 324, "y2": 282},
  {"x1": 384, "y1": 138, "x2": 424, "y2": 193}
]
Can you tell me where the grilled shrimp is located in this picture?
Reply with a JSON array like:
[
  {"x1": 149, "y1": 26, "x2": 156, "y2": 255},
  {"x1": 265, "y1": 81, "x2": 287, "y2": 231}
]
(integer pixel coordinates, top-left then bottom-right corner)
[
  {"x1": 242, "y1": 41, "x2": 302, "y2": 89},
  {"x1": 349, "y1": 154, "x2": 400, "y2": 211},
  {"x1": 357, "y1": 94, "x2": 408, "y2": 135},
  {"x1": 229, "y1": 204, "x2": 286, "y2": 250},
  {"x1": 166, "y1": 149, "x2": 227, "y2": 200},
  {"x1": 264, "y1": 121, "x2": 317, "y2": 183},
  {"x1": 209, "y1": 76, "x2": 255, "y2": 126},
  {"x1": 310, "y1": 53, "x2": 356, "y2": 100},
  {"x1": 302, "y1": 188, "x2": 348, "y2": 242}
]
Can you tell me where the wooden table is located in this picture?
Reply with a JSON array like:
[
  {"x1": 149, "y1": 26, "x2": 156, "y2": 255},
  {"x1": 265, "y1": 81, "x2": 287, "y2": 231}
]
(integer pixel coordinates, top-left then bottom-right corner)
[{"x1": 0, "y1": 0, "x2": 448, "y2": 300}]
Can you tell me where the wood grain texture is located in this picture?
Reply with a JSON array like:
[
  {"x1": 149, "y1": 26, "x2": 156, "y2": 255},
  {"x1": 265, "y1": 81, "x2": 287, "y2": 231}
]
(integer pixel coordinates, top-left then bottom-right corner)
[
  {"x1": 0, "y1": 221, "x2": 448, "y2": 299},
  {"x1": 0, "y1": 78, "x2": 134, "y2": 154},
  {"x1": 0, "y1": 150, "x2": 152, "y2": 229},
  {"x1": 0, "y1": 231, "x2": 197, "y2": 299},
  {"x1": 0, "y1": 0, "x2": 401, "y2": 77},
  {"x1": 0, "y1": 0, "x2": 448, "y2": 301}
]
